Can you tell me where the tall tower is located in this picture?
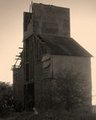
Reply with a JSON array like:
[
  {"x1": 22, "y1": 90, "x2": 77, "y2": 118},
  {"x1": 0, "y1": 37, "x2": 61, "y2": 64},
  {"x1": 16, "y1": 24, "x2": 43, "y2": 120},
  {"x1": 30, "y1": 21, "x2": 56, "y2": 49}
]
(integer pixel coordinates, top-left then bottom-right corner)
[{"x1": 13, "y1": 3, "x2": 92, "y2": 114}]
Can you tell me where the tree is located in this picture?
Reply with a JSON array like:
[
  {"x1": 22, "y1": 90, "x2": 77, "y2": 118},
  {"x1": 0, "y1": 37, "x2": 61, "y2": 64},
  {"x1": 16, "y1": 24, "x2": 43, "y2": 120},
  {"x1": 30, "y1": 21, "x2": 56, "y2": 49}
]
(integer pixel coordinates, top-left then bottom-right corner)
[
  {"x1": 0, "y1": 82, "x2": 14, "y2": 116},
  {"x1": 52, "y1": 70, "x2": 85, "y2": 111}
]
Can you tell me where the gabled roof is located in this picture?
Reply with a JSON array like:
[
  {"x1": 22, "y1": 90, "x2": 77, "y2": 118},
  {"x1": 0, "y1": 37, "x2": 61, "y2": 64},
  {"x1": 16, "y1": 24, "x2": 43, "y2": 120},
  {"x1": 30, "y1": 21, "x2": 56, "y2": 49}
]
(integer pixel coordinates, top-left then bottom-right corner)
[{"x1": 38, "y1": 34, "x2": 92, "y2": 57}]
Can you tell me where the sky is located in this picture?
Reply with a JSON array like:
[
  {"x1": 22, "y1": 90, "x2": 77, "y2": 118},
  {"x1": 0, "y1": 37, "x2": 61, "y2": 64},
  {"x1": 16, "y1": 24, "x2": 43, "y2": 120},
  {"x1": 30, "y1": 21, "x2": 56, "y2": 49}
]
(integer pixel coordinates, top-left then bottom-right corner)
[{"x1": 0, "y1": 0, "x2": 96, "y2": 104}]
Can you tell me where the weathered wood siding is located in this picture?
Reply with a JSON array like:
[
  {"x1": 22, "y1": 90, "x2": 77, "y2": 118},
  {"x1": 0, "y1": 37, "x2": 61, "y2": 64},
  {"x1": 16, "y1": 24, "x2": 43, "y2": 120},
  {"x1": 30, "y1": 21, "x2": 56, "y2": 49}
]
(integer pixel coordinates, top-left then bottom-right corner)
[
  {"x1": 35, "y1": 55, "x2": 92, "y2": 111},
  {"x1": 51, "y1": 55, "x2": 92, "y2": 110}
]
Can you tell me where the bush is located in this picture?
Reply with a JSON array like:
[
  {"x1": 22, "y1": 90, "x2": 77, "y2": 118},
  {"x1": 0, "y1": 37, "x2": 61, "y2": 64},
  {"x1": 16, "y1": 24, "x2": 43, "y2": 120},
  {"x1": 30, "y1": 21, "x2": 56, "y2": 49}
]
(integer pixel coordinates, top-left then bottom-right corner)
[
  {"x1": 13, "y1": 100, "x2": 24, "y2": 112},
  {"x1": 0, "y1": 82, "x2": 14, "y2": 116}
]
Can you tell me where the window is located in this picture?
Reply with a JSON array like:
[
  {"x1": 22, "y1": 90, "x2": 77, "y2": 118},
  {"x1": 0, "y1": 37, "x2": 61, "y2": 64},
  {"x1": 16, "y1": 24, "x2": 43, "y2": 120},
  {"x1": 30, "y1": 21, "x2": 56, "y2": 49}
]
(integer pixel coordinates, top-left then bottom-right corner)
[
  {"x1": 25, "y1": 39, "x2": 30, "y2": 61},
  {"x1": 26, "y1": 63, "x2": 29, "y2": 81}
]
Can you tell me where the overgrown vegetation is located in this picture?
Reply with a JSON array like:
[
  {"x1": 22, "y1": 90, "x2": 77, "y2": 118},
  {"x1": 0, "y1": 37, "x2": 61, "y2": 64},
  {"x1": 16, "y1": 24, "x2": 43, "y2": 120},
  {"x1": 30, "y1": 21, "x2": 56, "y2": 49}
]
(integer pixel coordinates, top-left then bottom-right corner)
[
  {"x1": 0, "y1": 80, "x2": 95, "y2": 120},
  {"x1": 52, "y1": 70, "x2": 87, "y2": 111},
  {"x1": 0, "y1": 82, "x2": 13, "y2": 115},
  {"x1": 0, "y1": 82, "x2": 23, "y2": 117}
]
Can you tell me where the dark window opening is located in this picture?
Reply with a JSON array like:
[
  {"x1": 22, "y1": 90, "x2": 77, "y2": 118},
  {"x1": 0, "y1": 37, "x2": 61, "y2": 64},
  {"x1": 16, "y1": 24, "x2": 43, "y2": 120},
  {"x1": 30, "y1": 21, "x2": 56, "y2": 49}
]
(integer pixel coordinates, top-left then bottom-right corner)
[
  {"x1": 25, "y1": 39, "x2": 29, "y2": 61},
  {"x1": 26, "y1": 63, "x2": 29, "y2": 81},
  {"x1": 24, "y1": 83, "x2": 35, "y2": 111}
]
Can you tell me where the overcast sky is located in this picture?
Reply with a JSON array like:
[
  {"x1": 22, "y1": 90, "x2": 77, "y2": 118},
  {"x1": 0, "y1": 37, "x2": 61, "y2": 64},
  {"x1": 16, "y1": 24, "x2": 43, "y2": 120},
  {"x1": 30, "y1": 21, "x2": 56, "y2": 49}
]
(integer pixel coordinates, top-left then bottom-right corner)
[{"x1": 0, "y1": 0, "x2": 96, "y2": 104}]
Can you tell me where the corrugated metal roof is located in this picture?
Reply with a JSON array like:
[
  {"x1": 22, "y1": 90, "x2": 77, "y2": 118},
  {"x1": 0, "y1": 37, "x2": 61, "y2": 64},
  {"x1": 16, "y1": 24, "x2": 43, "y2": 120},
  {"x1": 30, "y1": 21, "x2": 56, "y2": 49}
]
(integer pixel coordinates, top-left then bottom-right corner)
[{"x1": 38, "y1": 34, "x2": 92, "y2": 57}]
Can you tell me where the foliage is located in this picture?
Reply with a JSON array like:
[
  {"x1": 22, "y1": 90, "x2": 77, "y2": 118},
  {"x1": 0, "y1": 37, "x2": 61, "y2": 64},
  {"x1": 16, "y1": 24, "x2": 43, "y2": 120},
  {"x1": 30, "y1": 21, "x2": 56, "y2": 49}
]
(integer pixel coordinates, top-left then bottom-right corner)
[
  {"x1": 0, "y1": 81, "x2": 24, "y2": 117},
  {"x1": 0, "y1": 82, "x2": 14, "y2": 116},
  {"x1": 13, "y1": 100, "x2": 24, "y2": 112},
  {"x1": 52, "y1": 70, "x2": 86, "y2": 111}
]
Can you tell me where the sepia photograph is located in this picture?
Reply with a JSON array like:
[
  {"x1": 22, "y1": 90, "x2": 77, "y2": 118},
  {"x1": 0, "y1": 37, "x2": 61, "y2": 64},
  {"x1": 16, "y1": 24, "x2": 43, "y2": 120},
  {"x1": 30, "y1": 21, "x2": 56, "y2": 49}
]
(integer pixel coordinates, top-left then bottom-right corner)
[{"x1": 0, "y1": 0, "x2": 96, "y2": 119}]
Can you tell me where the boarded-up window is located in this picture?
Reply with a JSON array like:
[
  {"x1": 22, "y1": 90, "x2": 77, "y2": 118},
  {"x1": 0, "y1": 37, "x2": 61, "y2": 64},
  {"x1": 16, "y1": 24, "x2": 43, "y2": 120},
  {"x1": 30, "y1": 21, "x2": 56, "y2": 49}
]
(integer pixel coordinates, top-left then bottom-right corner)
[{"x1": 42, "y1": 55, "x2": 51, "y2": 78}]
